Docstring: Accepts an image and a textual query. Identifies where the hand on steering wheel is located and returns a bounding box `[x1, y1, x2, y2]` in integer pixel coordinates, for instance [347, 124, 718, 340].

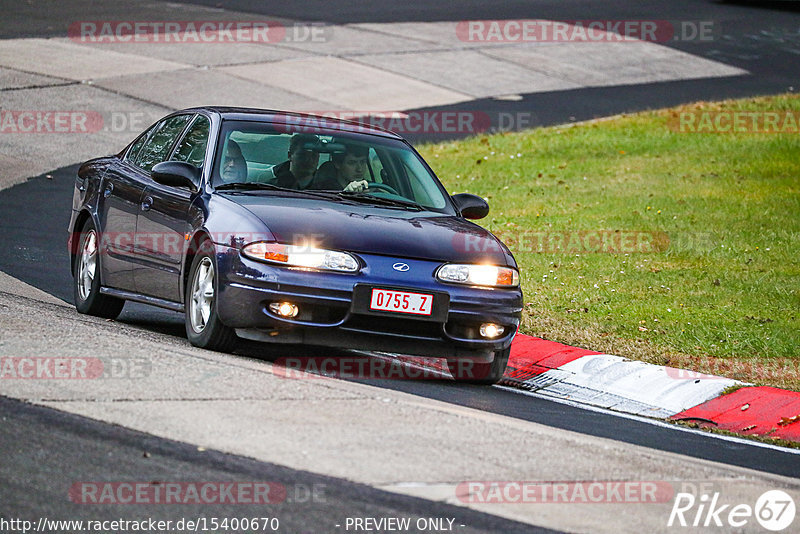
[366, 182, 400, 196]
[343, 180, 369, 192]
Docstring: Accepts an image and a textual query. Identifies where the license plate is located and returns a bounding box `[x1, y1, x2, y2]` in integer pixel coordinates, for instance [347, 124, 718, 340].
[369, 289, 433, 316]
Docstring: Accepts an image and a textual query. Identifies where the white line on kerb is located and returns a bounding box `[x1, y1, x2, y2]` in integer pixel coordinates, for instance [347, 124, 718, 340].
[361, 352, 798, 456]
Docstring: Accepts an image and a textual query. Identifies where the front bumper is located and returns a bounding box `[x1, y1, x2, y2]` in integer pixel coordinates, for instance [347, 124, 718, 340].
[215, 245, 523, 359]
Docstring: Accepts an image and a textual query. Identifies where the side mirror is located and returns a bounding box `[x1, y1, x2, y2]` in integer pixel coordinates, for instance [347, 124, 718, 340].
[451, 193, 489, 220]
[151, 161, 200, 190]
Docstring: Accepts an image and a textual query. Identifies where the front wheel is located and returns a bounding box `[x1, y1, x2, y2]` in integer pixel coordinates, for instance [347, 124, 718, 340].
[448, 346, 510, 385]
[73, 219, 124, 319]
[185, 242, 237, 352]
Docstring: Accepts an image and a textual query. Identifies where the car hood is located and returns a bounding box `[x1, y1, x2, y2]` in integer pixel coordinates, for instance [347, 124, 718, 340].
[224, 194, 514, 266]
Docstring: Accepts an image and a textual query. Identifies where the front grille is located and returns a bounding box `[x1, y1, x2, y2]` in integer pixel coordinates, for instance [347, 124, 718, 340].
[342, 314, 443, 339]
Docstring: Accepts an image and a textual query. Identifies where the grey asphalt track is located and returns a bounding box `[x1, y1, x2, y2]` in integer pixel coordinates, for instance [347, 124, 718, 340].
[1, 1, 799, 139]
[0, 396, 551, 533]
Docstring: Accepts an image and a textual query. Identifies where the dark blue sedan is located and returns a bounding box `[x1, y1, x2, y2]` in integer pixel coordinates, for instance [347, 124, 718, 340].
[68, 108, 523, 384]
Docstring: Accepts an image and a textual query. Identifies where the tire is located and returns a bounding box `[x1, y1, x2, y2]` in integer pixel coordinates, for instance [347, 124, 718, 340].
[73, 219, 124, 319]
[448, 346, 511, 385]
[185, 241, 237, 352]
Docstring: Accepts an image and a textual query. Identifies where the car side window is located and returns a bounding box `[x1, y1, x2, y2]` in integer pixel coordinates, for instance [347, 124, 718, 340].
[134, 115, 192, 173]
[125, 124, 158, 164]
[171, 115, 211, 168]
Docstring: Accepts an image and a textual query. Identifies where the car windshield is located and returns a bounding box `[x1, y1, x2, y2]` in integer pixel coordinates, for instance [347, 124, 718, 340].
[212, 119, 454, 213]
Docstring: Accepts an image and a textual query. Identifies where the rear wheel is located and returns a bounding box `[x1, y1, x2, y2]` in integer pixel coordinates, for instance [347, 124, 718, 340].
[73, 219, 124, 319]
[185, 241, 237, 352]
[448, 346, 510, 385]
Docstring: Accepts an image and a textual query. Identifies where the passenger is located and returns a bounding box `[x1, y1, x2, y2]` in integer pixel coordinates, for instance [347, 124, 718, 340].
[266, 133, 320, 189]
[220, 140, 248, 182]
[313, 142, 370, 192]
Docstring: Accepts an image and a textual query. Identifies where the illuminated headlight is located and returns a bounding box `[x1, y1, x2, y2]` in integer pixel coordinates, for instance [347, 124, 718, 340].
[242, 242, 359, 273]
[436, 264, 519, 288]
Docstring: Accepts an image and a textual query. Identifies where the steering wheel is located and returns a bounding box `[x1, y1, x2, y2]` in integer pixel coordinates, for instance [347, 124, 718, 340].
[366, 182, 400, 196]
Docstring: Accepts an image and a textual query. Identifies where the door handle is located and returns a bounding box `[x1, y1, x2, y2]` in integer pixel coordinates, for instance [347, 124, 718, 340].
[103, 182, 114, 198]
[141, 196, 153, 211]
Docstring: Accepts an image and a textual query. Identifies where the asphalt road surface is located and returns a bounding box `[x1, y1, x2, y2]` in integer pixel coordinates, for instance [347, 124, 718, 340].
[0, 396, 548, 533]
[1, 1, 799, 138]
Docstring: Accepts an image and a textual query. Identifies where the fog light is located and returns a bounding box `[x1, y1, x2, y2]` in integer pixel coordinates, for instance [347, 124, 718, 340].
[479, 323, 504, 339]
[270, 302, 299, 318]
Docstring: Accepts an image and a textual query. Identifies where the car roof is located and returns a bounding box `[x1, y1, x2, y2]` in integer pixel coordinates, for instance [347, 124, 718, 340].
[182, 106, 405, 140]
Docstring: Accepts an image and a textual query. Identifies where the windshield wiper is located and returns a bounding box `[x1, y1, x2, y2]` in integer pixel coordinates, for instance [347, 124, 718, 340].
[336, 192, 424, 211]
[215, 182, 294, 192]
[215, 182, 424, 210]
[215, 182, 344, 201]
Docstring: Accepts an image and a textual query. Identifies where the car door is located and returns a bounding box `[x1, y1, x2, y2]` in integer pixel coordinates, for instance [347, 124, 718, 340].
[134, 114, 209, 302]
[96, 123, 159, 291]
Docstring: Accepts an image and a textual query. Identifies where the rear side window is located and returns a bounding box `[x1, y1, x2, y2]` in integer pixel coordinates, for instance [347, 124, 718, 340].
[134, 115, 192, 172]
[171, 115, 211, 168]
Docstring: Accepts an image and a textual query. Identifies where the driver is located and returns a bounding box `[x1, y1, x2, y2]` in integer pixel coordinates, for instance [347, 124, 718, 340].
[312, 142, 369, 192]
[265, 133, 320, 189]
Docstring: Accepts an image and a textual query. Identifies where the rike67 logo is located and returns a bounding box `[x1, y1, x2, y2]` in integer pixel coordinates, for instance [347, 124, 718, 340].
[668, 489, 795, 531]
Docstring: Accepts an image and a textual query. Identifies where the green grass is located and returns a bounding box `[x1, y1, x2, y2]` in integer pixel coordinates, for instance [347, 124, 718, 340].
[419, 94, 800, 390]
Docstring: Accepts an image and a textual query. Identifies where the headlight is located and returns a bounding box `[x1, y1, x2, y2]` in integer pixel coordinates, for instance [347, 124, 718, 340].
[241, 242, 359, 273]
[436, 264, 519, 288]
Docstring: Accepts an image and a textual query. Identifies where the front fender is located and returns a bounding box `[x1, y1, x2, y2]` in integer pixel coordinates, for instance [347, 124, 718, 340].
[180, 194, 276, 301]
[203, 194, 275, 248]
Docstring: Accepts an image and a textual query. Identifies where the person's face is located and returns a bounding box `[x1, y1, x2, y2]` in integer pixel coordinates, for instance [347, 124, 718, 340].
[337, 153, 367, 182]
[289, 147, 319, 179]
[222, 147, 241, 181]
